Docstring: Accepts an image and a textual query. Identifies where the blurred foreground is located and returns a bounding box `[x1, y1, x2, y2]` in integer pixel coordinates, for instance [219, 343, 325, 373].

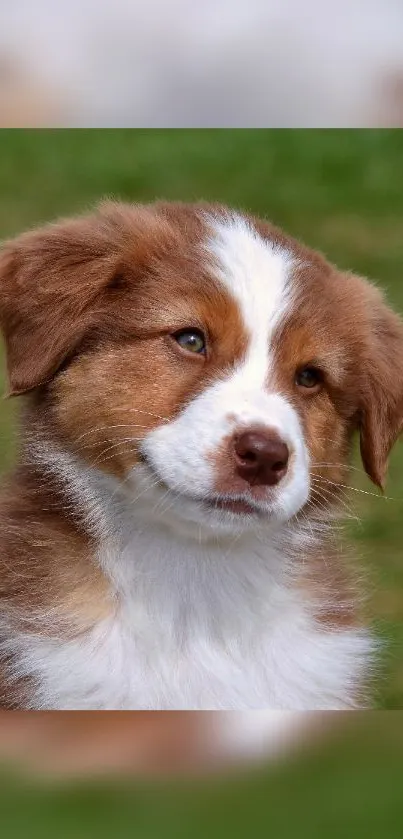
[0, 713, 402, 837]
[1, 1, 403, 127]
[0, 712, 314, 778]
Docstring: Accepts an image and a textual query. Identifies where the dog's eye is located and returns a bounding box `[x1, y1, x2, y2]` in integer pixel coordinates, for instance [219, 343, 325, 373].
[173, 329, 206, 355]
[295, 366, 322, 390]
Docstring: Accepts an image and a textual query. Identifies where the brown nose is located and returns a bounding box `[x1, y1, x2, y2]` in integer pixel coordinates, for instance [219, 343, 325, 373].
[233, 430, 289, 487]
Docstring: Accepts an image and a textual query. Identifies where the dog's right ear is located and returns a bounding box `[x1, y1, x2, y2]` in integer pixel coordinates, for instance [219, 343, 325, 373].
[358, 286, 403, 489]
[0, 210, 126, 396]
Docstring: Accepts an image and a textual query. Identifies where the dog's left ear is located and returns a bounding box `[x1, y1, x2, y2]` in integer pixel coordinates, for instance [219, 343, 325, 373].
[359, 288, 403, 489]
[0, 210, 121, 396]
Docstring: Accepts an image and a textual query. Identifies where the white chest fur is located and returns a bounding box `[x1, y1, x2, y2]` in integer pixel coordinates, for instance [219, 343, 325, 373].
[5, 449, 373, 710]
[7, 525, 373, 710]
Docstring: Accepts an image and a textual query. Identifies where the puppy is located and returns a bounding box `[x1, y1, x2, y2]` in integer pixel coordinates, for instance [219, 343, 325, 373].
[0, 201, 402, 710]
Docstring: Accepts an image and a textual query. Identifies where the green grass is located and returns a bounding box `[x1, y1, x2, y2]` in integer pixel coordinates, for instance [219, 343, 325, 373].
[1, 129, 403, 707]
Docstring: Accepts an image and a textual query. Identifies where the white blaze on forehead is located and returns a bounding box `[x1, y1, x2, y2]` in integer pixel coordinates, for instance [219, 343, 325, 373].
[205, 212, 295, 386]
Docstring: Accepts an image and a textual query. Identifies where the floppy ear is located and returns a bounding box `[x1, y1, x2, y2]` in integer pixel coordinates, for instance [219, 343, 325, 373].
[0, 211, 121, 396]
[359, 291, 403, 489]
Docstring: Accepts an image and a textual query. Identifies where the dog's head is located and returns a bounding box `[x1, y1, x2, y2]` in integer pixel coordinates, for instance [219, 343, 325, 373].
[1, 202, 403, 535]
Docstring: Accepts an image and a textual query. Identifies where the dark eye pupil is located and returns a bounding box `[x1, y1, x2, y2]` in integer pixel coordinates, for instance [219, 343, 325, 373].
[174, 330, 205, 354]
[296, 367, 320, 388]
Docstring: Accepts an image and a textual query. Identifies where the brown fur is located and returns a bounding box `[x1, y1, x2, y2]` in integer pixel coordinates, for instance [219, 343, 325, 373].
[270, 259, 403, 491]
[0, 466, 113, 707]
[0, 466, 112, 630]
[0, 200, 402, 706]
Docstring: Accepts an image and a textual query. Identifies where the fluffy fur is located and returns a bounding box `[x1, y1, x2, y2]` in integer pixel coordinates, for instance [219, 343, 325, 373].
[0, 201, 402, 710]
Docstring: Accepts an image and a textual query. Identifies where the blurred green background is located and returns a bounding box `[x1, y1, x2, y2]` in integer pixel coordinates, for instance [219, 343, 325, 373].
[1, 715, 403, 839]
[0, 129, 403, 708]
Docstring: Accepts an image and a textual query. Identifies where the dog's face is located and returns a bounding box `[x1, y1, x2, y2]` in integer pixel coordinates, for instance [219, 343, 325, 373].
[1, 202, 403, 535]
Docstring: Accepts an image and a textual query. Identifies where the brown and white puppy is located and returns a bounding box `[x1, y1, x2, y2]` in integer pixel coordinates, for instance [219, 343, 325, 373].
[0, 201, 402, 710]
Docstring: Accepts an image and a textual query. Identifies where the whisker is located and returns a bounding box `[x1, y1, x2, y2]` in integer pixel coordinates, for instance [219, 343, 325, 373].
[128, 477, 163, 508]
[311, 463, 366, 474]
[311, 476, 395, 500]
[308, 436, 347, 448]
[310, 479, 359, 516]
[292, 506, 317, 545]
[108, 463, 155, 503]
[155, 494, 178, 519]
[74, 424, 154, 444]
[89, 444, 138, 469]
[113, 407, 170, 422]
[150, 485, 175, 517]
[309, 484, 359, 522]
[77, 436, 144, 455]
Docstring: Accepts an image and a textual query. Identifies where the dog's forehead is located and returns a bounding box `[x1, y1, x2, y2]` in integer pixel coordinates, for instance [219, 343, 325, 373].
[134, 206, 358, 362]
[204, 213, 295, 340]
[129, 208, 295, 337]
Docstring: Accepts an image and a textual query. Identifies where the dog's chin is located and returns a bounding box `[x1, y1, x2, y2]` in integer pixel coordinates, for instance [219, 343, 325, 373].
[157, 492, 271, 537]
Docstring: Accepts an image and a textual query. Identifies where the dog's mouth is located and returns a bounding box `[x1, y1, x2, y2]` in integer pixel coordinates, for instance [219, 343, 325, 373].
[204, 497, 262, 516]
[139, 454, 267, 518]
